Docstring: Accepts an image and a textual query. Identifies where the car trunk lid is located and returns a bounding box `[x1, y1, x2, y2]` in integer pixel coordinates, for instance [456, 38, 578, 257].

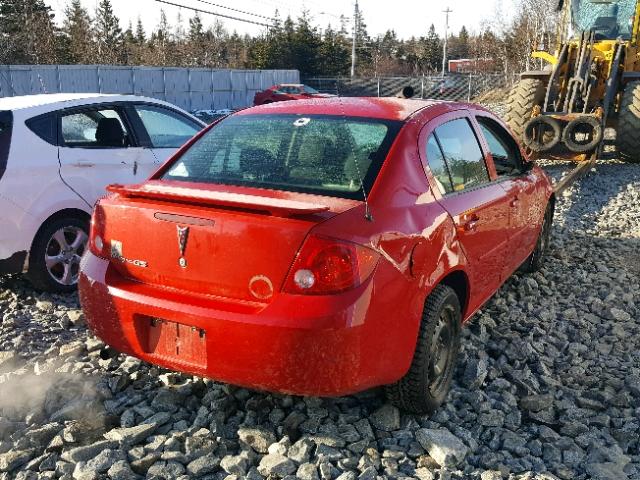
[97, 181, 361, 302]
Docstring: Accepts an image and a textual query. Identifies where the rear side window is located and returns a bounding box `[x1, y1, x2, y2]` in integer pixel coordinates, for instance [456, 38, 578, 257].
[0, 111, 13, 180]
[426, 135, 454, 194]
[26, 114, 57, 145]
[61, 108, 131, 148]
[163, 114, 402, 200]
[434, 118, 489, 192]
[476, 116, 523, 176]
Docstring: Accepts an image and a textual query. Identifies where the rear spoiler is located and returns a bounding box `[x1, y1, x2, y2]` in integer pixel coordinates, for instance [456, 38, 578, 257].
[106, 183, 330, 217]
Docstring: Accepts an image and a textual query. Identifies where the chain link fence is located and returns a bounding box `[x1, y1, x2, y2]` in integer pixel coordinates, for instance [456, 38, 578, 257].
[304, 73, 520, 103]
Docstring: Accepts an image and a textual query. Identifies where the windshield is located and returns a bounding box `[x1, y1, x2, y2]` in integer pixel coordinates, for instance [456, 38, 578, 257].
[571, 0, 636, 39]
[303, 85, 320, 94]
[163, 114, 402, 199]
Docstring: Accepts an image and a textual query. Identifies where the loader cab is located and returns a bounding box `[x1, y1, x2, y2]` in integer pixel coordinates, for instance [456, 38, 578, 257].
[570, 0, 636, 39]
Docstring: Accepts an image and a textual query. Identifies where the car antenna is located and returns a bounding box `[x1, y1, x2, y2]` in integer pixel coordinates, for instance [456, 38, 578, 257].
[337, 96, 374, 222]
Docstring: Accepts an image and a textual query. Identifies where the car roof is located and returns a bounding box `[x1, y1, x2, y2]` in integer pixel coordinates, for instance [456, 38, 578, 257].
[0, 93, 126, 111]
[238, 97, 459, 121]
[0, 93, 205, 125]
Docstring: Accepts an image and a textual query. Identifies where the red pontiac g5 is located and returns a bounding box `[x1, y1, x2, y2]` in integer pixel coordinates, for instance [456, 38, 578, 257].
[253, 84, 333, 105]
[79, 97, 554, 413]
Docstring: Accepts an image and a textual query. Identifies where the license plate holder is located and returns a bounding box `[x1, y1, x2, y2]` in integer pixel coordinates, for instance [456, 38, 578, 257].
[144, 318, 207, 368]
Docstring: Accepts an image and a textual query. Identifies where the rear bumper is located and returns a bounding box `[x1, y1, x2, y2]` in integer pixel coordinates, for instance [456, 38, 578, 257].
[0, 251, 27, 275]
[79, 252, 419, 396]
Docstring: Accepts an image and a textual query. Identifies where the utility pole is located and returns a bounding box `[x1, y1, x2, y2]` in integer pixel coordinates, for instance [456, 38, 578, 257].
[351, 0, 359, 77]
[442, 7, 452, 77]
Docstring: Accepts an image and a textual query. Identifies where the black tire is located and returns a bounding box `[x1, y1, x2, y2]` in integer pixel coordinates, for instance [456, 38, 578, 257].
[520, 202, 553, 274]
[27, 216, 89, 293]
[562, 116, 603, 154]
[617, 81, 640, 163]
[523, 116, 562, 152]
[386, 285, 461, 414]
[505, 78, 547, 143]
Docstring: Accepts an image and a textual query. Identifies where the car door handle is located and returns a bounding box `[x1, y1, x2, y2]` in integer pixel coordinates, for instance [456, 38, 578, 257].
[458, 213, 480, 233]
[71, 161, 95, 168]
[510, 196, 520, 207]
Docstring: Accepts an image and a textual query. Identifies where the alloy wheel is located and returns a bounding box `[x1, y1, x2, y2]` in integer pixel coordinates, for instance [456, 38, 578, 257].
[44, 226, 88, 286]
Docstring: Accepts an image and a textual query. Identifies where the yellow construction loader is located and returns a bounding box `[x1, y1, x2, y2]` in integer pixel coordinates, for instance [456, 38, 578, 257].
[505, 0, 640, 166]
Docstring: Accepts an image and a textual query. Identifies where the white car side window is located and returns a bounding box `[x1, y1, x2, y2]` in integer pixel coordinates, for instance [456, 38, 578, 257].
[61, 109, 130, 148]
[135, 106, 200, 149]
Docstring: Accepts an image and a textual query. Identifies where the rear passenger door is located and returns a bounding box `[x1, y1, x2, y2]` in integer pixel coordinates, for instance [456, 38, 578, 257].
[474, 115, 542, 275]
[57, 105, 155, 206]
[421, 112, 511, 312]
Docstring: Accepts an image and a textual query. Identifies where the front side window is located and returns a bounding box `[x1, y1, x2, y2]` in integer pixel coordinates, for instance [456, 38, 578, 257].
[477, 116, 522, 176]
[134, 105, 201, 149]
[303, 85, 320, 94]
[434, 118, 489, 192]
[61, 108, 130, 148]
[163, 114, 401, 199]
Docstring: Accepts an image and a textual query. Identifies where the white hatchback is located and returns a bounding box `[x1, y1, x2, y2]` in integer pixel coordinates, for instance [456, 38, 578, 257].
[0, 93, 205, 292]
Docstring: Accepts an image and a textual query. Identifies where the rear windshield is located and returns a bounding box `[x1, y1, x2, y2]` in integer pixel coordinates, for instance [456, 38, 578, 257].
[163, 114, 402, 199]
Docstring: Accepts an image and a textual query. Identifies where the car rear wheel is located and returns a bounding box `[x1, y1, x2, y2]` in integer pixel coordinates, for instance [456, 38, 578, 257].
[520, 202, 553, 273]
[386, 285, 461, 414]
[27, 216, 89, 293]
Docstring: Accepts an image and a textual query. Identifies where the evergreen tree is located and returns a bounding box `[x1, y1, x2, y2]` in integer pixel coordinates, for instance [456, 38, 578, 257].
[423, 24, 442, 72]
[187, 13, 207, 66]
[352, 2, 372, 75]
[135, 18, 146, 45]
[450, 26, 470, 60]
[0, 0, 59, 64]
[292, 10, 322, 75]
[94, 0, 123, 64]
[319, 25, 350, 76]
[61, 0, 93, 64]
[149, 9, 172, 65]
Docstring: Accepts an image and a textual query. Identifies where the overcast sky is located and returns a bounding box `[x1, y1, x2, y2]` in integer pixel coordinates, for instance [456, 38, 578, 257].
[48, 0, 515, 39]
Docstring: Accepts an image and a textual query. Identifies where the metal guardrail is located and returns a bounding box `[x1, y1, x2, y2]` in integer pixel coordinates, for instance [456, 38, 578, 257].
[304, 74, 520, 102]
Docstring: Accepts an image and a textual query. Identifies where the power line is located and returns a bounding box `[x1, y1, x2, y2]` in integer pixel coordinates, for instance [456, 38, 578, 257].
[153, 0, 273, 27]
[192, 0, 277, 22]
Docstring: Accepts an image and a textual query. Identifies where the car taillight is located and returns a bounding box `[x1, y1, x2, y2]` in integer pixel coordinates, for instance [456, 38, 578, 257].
[283, 235, 380, 295]
[89, 203, 108, 259]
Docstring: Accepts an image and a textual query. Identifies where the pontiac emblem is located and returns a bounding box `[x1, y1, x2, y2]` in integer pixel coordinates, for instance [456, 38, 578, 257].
[177, 226, 189, 268]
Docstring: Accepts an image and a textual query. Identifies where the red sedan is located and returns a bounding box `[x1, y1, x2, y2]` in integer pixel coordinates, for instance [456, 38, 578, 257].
[253, 84, 333, 105]
[79, 98, 554, 413]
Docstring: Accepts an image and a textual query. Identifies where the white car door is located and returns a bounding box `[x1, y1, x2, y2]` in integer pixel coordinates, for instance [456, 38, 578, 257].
[131, 104, 203, 167]
[57, 105, 156, 206]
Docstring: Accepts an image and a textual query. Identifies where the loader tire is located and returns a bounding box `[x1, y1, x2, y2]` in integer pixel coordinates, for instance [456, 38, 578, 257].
[617, 81, 640, 163]
[504, 78, 546, 144]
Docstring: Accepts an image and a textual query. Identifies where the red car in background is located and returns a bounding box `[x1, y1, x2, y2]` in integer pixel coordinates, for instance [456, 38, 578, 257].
[253, 84, 333, 105]
[79, 97, 554, 413]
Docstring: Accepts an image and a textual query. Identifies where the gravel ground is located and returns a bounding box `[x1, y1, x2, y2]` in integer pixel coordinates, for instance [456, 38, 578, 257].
[0, 159, 639, 480]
